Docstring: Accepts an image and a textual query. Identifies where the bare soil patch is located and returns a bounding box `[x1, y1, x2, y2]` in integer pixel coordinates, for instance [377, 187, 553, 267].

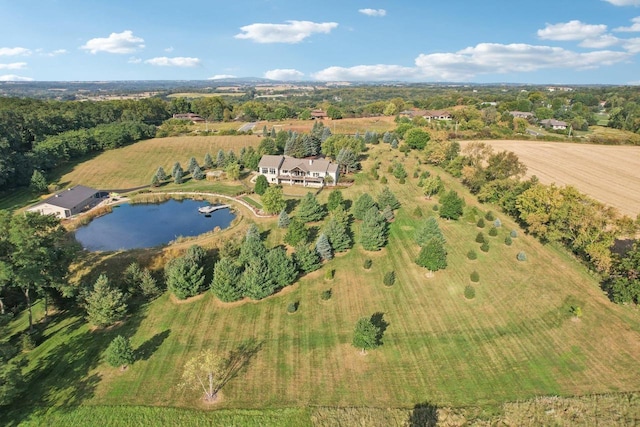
[464, 140, 640, 216]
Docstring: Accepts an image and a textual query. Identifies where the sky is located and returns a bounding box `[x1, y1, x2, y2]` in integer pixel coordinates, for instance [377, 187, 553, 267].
[2, 0, 640, 84]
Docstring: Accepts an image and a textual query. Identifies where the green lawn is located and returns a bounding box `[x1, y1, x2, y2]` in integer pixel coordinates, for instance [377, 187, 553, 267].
[5, 144, 640, 425]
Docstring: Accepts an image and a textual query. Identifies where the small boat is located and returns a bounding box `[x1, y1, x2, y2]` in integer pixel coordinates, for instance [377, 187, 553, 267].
[198, 204, 230, 214]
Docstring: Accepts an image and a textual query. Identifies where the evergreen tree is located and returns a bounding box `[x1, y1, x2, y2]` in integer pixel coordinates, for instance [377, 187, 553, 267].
[216, 149, 226, 168]
[172, 161, 182, 178]
[187, 156, 199, 173]
[266, 247, 298, 289]
[242, 257, 275, 300]
[315, 233, 333, 261]
[392, 162, 408, 180]
[174, 168, 183, 184]
[204, 152, 214, 169]
[377, 187, 401, 210]
[331, 204, 351, 228]
[284, 218, 308, 246]
[321, 126, 332, 141]
[151, 174, 160, 187]
[359, 207, 388, 251]
[323, 216, 351, 252]
[29, 169, 47, 194]
[211, 258, 242, 302]
[296, 192, 325, 223]
[156, 166, 168, 181]
[238, 224, 267, 264]
[416, 237, 448, 273]
[293, 244, 321, 274]
[139, 269, 161, 299]
[336, 148, 358, 174]
[277, 209, 290, 228]
[85, 274, 128, 327]
[415, 217, 446, 247]
[164, 256, 205, 299]
[352, 193, 377, 221]
[192, 165, 205, 180]
[271, 127, 277, 138]
[0, 349, 25, 406]
[226, 150, 237, 166]
[382, 205, 394, 222]
[382, 131, 392, 143]
[391, 138, 399, 149]
[254, 174, 269, 195]
[104, 335, 135, 369]
[439, 190, 464, 220]
[327, 189, 345, 211]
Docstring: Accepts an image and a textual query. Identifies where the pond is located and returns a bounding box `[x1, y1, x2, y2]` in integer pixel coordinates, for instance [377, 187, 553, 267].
[74, 199, 236, 251]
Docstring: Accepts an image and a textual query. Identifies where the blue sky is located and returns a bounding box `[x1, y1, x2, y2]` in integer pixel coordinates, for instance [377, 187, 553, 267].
[2, 0, 640, 83]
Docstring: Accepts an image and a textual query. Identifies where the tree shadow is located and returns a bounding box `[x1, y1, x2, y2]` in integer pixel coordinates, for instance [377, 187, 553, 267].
[408, 401, 439, 427]
[219, 338, 264, 391]
[285, 198, 299, 213]
[307, 225, 320, 243]
[370, 312, 389, 346]
[135, 329, 171, 361]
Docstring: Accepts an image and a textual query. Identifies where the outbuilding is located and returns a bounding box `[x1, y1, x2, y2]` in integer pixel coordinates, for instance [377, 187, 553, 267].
[27, 185, 107, 219]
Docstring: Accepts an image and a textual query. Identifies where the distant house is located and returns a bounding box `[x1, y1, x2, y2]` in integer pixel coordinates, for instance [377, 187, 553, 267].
[510, 111, 535, 120]
[27, 185, 107, 219]
[258, 155, 339, 187]
[310, 109, 328, 120]
[539, 119, 568, 130]
[424, 110, 452, 121]
[172, 113, 205, 123]
[399, 109, 428, 118]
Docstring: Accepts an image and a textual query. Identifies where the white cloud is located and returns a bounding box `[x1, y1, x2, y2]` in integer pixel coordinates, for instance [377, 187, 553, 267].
[0, 74, 33, 81]
[235, 20, 338, 43]
[614, 16, 640, 32]
[622, 37, 640, 52]
[603, 0, 640, 5]
[0, 47, 31, 56]
[312, 43, 631, 82]
[80, 30, 145, 54]
[208, 74, 237, 80]
[538, 20, 607, 41]
[0, 62, 27, 70]
[359, 8, 386, 17]
[128, 57, 142, 64]
[580, 34, 621, 48]
[144, 57, 201, 67]
[264, 69, 304, 80]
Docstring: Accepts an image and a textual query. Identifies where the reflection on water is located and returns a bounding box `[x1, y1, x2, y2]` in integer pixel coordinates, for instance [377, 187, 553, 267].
[75, 199, 235, 251]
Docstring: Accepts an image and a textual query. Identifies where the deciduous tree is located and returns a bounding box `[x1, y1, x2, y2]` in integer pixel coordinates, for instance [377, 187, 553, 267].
[180, 349, 226, 402]
[261, 186, 286, 214]
[352, 317, 379, 354]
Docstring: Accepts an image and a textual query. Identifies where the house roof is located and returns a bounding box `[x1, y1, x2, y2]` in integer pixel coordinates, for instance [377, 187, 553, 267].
[425, 110, 451, 117]
[510, 111, 534, 117]
[37, 185, 100, 209]
[540, 119, 567, 127]
[258, 155, 285, 169]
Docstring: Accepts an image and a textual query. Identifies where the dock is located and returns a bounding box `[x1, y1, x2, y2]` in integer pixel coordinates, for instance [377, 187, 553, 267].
[198, 204, 230, 214]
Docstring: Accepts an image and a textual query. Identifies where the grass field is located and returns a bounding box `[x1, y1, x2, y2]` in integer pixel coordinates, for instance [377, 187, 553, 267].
[463, 139, 640, 217]
[5, 142, 640, 426]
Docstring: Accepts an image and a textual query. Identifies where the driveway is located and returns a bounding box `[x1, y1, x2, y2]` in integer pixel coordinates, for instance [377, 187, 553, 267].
[238, 122, 257, 132]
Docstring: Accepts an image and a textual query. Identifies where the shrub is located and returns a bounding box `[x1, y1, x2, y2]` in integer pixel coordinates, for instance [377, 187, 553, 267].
[517, 251, 527, 261]
[287, 302, 299, 313]
[485, 211, 495, 221]
[510, 230, 518, 238]
[476, 218, 485, 228]
[413, 207, 423, 218]
[480, 241, 490, 252]
[570, 305, 583, 318]
[467, 250, 477, 260]
[504, 235, 513, 246]
[363, 258, 372, 269]
[475, 232, 485, 244]
[399, 178, 406, 184]
[413, 171, 419, 178]
[470, 271, 480, 282]
[464, 285, 476, 299]
[488, 226, 498, 237]
[494, 218, 502, 228]
[432, 204, 439, 211]
[321, 289, 332, 301]
[383, 271, 396, 287]
[380, 176, 387, 184]
[325, 269, 335, 280]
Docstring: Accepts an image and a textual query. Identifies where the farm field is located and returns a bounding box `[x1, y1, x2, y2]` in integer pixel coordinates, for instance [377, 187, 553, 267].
[6, 142, 640, 425]
[463, 140, 640, 217]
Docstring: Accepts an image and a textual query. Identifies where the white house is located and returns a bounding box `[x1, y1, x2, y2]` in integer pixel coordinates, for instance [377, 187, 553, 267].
[27, 185, 107, 219]
[258, 155, 339, 187]
[539, 119, 568, 130]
